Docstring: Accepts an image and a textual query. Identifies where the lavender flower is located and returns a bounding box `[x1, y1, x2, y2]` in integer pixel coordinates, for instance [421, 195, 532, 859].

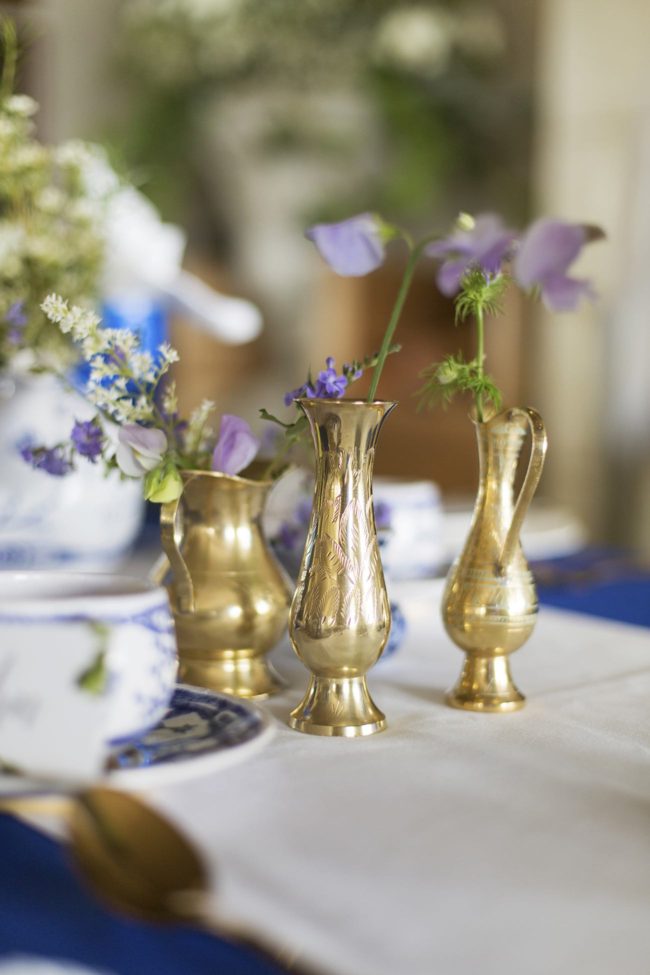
[514, 218, 601, 311]
[305, 213, 387, 276]
[277, 521, 303, 552]
[313, 357, 348, 398]
[426, 213, 516, 296]
[373, 500, 392, 532]
[70, 420, 103, 463]
[116, 424, 167, 477]
[284, 382, 316, 407]
[211, 414, 260, 476]
[5, 301, 27, 345]
[20, 443, 72, 477]
[284, 356, 350, 407]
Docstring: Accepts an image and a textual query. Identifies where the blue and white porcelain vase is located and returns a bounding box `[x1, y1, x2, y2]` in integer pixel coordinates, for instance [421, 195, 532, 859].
[0, 371, 144, 569]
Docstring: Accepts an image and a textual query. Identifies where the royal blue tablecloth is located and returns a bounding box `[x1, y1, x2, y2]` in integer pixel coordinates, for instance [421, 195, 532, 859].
[1, 548, 648, 974]
[534, 547, 650, 628]
[0, 813, 286, 974]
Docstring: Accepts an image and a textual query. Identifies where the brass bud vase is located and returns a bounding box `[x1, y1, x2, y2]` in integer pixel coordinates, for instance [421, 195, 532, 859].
[443, 407, 548, 712]
[289, 399, 396, 737]
[159, 468, 292, 699]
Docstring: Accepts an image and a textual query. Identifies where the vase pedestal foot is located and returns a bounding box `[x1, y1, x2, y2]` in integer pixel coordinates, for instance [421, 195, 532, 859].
[289, 676, 386, 737]
[446, 656, 525, 713]
[178, 652, 285, 700]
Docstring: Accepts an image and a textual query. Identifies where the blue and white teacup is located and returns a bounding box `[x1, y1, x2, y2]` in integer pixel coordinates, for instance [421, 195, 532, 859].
[0, 572, 177, 746]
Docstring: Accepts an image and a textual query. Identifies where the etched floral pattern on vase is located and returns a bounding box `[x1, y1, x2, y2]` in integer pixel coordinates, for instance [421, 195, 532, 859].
[443, 406, 548, 712]
[289, 398, 396, 737]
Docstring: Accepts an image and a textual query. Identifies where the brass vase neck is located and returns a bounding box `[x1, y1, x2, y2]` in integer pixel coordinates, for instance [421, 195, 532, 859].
[298, 398, 396, 464]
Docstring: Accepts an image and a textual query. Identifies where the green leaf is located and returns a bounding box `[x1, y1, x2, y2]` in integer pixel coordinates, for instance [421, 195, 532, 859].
[76, 622, 111, 696]
[258, 408, 295, 429]
[417, 354, 502, 413]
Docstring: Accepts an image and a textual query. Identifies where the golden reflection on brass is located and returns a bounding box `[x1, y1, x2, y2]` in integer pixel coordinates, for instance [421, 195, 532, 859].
[160, 466, 292, 699]
[443, 407, 548, 712]
[289, 399, 396, 737]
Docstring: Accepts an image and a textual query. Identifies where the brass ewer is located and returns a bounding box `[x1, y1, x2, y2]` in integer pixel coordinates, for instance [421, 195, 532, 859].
[443, 407, 548, 712]
[289, 399, 396, 737]
[159, 468, 292, 699]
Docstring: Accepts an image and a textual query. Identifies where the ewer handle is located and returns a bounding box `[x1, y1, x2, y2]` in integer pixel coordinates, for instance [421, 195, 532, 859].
[160, 482, 195, 613]
[499, 407, 548, 573]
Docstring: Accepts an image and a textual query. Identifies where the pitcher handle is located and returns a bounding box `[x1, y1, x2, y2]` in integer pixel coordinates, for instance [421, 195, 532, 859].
[498, 407, 548, 574]
[160, 487, 195, 613]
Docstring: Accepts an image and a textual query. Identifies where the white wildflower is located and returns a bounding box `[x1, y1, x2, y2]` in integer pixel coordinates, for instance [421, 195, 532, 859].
[12, 143, 48, 170]
[81, 332, 106, 357]
[36, 187, 66, 214]
[158, 341, 180, 365]
[131, 352, 154, 377]
[162, 380, 178, 417]
[373, 6, 452, 77]
[41, 294, 70, 325]
[5, 94, 38, 117]
[184, 399, 216, 454]
[53, 139, 95, 172]
[0, 117, 18, 140]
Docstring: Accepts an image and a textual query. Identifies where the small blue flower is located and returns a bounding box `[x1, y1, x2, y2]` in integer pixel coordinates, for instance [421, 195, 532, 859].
[70, 420, 103, 462]
[5, 301, 27, 345]
[313, 357, 348, 399]
[277, 521, 303, 552]
[20, 442, 73, 477]
[284, 382, 316, 407]
[373, 500, 392, 532]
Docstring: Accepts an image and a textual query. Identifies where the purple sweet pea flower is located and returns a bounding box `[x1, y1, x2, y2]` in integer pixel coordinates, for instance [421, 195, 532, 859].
[116, 424, 167, 478]
[20, 443, 72, 477]
[306, 213, 386, 277]
[313, 357, 348, 399]
[212, 414, 260, 476]
[426, 213, 517, 296]
[514, 218, 601, 311]
[70, 420, 103, 463]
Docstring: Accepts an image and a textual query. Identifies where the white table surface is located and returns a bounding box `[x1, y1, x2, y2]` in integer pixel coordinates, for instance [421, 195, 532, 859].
[148, 579, 650, 975]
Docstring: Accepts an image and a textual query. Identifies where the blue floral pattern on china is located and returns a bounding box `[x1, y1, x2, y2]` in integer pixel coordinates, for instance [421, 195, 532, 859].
[112, 685, 266, 770]
[0, 601, 178, 744]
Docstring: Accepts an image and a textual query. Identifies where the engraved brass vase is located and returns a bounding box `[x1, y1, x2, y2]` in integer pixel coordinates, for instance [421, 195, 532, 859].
[159, 468, 292, 699]
[289, 399, 396, 737]
[443, 407, 548, 712]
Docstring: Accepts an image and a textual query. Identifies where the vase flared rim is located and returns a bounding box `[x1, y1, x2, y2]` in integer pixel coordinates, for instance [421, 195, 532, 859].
[179, 464, 275, 488]
[470, 405, 539, 427]
[294, 397, 397, 407]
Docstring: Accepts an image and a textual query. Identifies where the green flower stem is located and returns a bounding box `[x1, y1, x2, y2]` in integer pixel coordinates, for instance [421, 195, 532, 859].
[0, 19, 17, 101]
[475, 303, 485, 422]
[366, 236, 433, 403]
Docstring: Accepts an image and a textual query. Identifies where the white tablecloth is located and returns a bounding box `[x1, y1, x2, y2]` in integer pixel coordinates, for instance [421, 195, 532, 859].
[152, 580, 650, 975]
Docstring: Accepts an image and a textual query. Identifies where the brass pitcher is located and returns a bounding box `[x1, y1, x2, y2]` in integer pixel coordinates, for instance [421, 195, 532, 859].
[443, 407, 548, 712]
[289, 399, 396, 737]
[159, 468, 292, 699]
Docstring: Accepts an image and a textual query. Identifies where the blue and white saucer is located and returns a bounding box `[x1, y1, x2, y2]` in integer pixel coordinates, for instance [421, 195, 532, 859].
[0, 685, 274, 799]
